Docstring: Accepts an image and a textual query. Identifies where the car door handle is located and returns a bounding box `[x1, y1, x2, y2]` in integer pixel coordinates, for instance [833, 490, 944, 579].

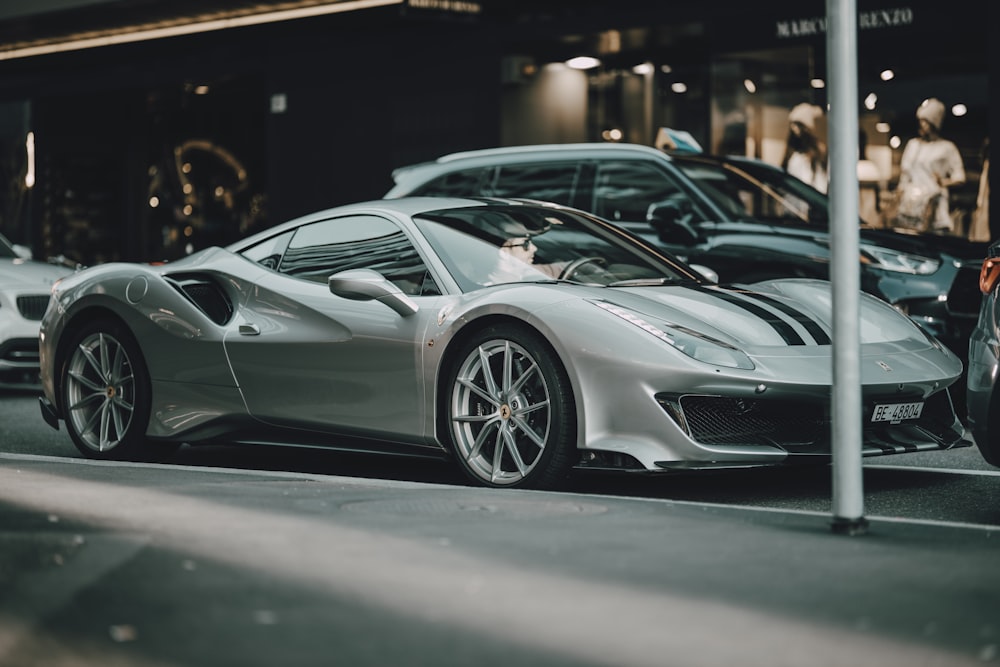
[239, 323, 261, 336]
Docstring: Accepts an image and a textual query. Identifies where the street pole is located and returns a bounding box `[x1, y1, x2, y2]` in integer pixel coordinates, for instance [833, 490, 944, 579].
[826, 0, 868, 535]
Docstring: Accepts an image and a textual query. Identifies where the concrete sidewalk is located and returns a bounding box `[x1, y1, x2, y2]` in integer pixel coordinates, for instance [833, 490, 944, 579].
[0, 454, 997, 667]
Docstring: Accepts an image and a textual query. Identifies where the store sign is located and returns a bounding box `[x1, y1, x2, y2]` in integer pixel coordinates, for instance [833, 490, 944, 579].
[776, 6, 914, 38]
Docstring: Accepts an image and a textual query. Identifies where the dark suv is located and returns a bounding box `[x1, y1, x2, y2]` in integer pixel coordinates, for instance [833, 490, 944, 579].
[386, 142, 987, 359]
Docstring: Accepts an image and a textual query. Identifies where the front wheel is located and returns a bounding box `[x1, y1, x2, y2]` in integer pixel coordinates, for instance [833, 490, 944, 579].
[444, 324, 576, 489]
[60, 318, 167, 461]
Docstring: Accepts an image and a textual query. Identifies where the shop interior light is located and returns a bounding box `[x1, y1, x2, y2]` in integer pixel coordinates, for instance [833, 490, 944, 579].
[952, 103, 968, 117]
[864, 92, 877, 110]
[670, 82, 688, 94]
[880, 69, 895, 81]
[810, 78, 825, 89]
[566, 56, 601, 70]
[24, 131, 34, 189]
[875, 122, 891, 133]
[743, 78, 757, 93]
[632, 62, 654, 75]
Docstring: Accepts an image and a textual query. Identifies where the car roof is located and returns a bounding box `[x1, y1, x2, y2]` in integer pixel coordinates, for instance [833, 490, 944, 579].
[390, 142, 675, 183]
[385, 143, 777, 194]
[227, 196, 570, 249]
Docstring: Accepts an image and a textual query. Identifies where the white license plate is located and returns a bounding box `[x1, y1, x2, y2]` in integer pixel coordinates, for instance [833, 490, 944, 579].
[870, 401, 924, 424]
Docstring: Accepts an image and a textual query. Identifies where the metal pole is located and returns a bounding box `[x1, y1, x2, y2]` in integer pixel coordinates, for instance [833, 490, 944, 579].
[826, 0, 868, 535]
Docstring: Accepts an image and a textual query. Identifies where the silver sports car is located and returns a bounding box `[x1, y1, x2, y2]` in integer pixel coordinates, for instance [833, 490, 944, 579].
[38, 197, 970, 489]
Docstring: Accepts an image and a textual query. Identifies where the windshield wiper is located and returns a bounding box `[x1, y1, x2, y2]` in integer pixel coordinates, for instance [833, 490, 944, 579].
[606, 277, 697, 287]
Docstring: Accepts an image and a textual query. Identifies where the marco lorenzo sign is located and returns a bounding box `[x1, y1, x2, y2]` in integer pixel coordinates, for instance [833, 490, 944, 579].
[776, 6, 914, 38]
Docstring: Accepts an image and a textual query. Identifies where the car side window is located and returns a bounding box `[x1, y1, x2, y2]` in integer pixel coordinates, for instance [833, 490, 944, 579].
[593, 160, 695, 222]
[486, 162, 580, 207]
[241, 231, 294, 269]
[411, 168, 488, 197]
[270, 215, 441, 296]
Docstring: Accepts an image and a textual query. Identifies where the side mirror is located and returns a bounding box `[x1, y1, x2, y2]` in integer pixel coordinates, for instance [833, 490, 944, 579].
[646, 199, 700, 244]
[328, 268, 418, 317]
[12, 244, 32, 260]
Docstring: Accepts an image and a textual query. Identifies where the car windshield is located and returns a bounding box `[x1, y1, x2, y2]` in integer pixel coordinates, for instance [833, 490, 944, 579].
[673, 157, 830, 226]
[414, 204, 701, 291]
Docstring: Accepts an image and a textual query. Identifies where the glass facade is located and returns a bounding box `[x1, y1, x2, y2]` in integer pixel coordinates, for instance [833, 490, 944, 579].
[0, 0, 990, 267]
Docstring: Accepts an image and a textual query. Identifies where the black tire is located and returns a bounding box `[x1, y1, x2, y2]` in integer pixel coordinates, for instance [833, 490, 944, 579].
[443, 323, 576, 489]
[60, 318, 170, 461]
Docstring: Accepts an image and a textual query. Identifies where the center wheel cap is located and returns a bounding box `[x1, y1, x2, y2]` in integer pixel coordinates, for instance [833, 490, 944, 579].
[499, 404, 512, 420]
[106, 386, 116, 398]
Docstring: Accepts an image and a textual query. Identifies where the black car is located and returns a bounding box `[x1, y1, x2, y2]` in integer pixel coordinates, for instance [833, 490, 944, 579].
[967, 240, 1000, 465]
[386, 142, 988, 361]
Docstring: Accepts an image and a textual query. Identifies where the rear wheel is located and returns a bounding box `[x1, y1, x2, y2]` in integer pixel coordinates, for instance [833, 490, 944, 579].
[61, 318, 169, 461]
[444, 323, 576, 489]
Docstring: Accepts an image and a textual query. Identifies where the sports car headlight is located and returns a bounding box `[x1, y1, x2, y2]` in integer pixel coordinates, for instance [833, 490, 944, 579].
[592, 301, 755, 370]
[860, 244, 939, 275]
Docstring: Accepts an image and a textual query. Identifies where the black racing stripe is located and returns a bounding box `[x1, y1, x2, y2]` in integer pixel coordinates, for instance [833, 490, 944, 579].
[699, 287, 805, 345]
[732, 290, 832, 345]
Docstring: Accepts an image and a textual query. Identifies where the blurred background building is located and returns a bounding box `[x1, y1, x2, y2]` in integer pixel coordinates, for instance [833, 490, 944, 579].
[0, 0, 991, 264]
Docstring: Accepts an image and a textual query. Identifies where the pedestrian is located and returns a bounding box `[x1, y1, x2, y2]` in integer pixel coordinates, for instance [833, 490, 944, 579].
[781, 103, 828, 193]
[893, 97, 966, 233]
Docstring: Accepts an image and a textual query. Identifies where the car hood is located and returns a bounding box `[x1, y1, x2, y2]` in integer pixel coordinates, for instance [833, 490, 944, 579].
[858, 227, 989, 260]
[716, 216, 988, 262]
[0, 258, 72, 288]
[599, 278, 926, 349]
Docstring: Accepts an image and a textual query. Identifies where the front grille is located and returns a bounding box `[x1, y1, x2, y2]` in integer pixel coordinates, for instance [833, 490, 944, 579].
[947, 261, 984, 317]
[16, 295, 50, 321]
[674, 395, 830, 447]
[656, 390, 958, 451]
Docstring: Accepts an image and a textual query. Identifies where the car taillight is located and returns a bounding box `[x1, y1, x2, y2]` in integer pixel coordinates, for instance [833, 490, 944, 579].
[981, 257, 1000, 294]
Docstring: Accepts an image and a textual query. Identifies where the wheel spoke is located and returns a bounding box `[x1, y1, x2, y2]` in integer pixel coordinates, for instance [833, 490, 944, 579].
[110, 400, 128, 445]
[457, 376, 497, 407]
[67, 386, 105, 411]
[98, 333, 112, 381]
[509, 359, 539, 394]
[510, 412, 546, 448]
[501, 341, 514, 393]
[497, 425, 529, 482]
[470, 418, 499, 461]
[67, 368, 106, 394]
[77, 396, 105, 435]
[79, 344, 107, 382]
[477, 345, 500, 397]
[98, 399, 114, 450]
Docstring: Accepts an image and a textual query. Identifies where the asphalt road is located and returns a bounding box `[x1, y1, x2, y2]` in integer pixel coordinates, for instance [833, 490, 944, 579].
[1, 388, 998, 667]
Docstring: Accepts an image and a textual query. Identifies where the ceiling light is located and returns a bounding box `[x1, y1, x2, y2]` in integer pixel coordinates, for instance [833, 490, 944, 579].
[566, 56, 601, 70]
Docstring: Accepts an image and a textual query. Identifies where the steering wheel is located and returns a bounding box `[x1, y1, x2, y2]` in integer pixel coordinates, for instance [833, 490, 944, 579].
[559, 256, 606, 281]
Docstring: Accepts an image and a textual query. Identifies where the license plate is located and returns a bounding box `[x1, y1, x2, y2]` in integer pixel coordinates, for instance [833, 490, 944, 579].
[870, 401, 923, 424]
